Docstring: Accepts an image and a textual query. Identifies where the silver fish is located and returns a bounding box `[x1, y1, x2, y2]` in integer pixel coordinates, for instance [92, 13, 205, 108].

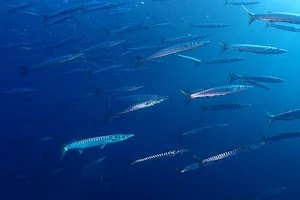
[131, 149, 188, 166]
[80, 40, 125, 54]
[179, 124, 227, 138]
[204, 57, 245, 64]
[61, 68, 91, 76]
[218, 41, 287, 55]
[161, 33, 210, 44]
[0, 88, 36, 95]
[8, 3, 35, 12]
[82, 2, 126, 13]
[224, 0, 259, 5]
[229, 71, 285, 84]
[265, 22, 300, 32]
[59, 134, 134, 159]
[136, 40, 210, 67]
[91, 64, 123, 75]
[180, 85, 253, 106]
[261, 131, 300, 143]
[85, 156, 106, 167]
[190, 23, 230, 28]
[94, 86, 145, 94]
[244, 80, 271, 89]
[266, 109, 300, 126]
[178, 54, 202, 67]
[199, 103, 251, 114]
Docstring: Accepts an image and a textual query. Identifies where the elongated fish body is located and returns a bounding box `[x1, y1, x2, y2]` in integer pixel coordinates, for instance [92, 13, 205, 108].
[228, 71, 285, 84]
[218, 41, 286, 55]
[108, 8, 132, 15]
[244, 80, 271, 89]
[61, 68, 91, 76]
[83, 2, 125, 13]
[224, 0, 259, 5]
[136, 40, 210, 67]
[15, 10, 41, 17]
[117, 97, 168, 115]
[91, 64, 123, 75]
[0, 88, 36, 94]
[180, 124, 227, 138]
[199, 103, 250, 114]
[111, 94, 166, 105]
[107, 23, 152, 34]
[261, 131, 300, 142]
[265, 22, 300, 32]
[8, 3, 35, 12]
[162, 33, 210, 44]
[21, 53, 84, 74]
[48, 36, 82, 48]
[131, 149, 188, 166]
[127, 46, 160, 52]
[180, 85, 253, 106]
[262, 187, 287, 196]
[95, 86, 145, 94]
[243, 6, 300, 25]
[149, 22, 172, 28]
[45, 12, 78, 27]
[176, 162, 201, 174]
[178, 54, 201, 67]
[43, 4, 89, 21]
[1, 43, 30, 49]
[202, 142, 265, 165]
[206, 57, 245, 64]
[191, 23, 230, 28]
[80, 40, 125, 53]
[86, 156, 106, 167]
[266, 109, 300, 126]
[60, 134, 134, 158]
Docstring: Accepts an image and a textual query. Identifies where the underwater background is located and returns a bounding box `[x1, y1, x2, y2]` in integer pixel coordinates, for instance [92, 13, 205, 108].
[1, 0, 300, 199]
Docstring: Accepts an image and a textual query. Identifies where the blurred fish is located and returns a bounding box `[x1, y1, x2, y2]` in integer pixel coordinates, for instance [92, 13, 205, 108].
[243, 6, 300, 25]
[228, 71, 285, 84]
[130, 149, 188, 166]
[47, 35, 82, 48]
[224, 0, 259, 5]
[266, 109, 300, 126]
[218, 41, 287, 55]
[14, 10, 41, 17]
[80, 40, 125, 54]
[61, 68, 91, 76]
[0, 88, 36, 95]
[180, 85, 253, 106]
[243, 81, 271, 89]
[149, 22, 172, 28]
[190, 23, 230, 28]
[179, 124, 227, 139]
[161, 33, 210, 44]
[1, 42, 31, 49]
[90, 64, 123, 75]
[82, 2, 126, 13]
[109, 94, 166, 106]
[199, 103, 251, 114]
[47, 168, 64, 176]
[94, 86, 145, 94]
[178, 54, 201, 67]
[58, 134, 134, 159]
[45, 12, 78, 27]
[265, 22, 300, 32]
[108, 7, 132, 15]
[103, 22, 155, 34]
[261, 131, 300, 143]
[86, 156, 106, 168]
[136, 40, 210, 67]
[203, 57, 245, 65]
[8, 3, 36, 12]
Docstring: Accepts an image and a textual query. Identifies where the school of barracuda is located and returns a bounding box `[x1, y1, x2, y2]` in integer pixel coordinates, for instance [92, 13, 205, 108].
[5, 0, 300, 198]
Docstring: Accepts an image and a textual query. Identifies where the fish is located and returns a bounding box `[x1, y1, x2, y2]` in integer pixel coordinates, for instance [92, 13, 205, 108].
[204, 57, 245, 65]
[190, 23, 230, 28]
[14, 10, 41, 17]
[136, 40, 210, 67]
[117, 97, 168, 115]
[61, 68, 91, 76]
[177, 142, 265, 174]
[149, 22, 172, 28]
[94, 86, 145, 94]
[178, 54, 201, 67]
[179, 124, 227, 138]
[20, 53, 85, 75]
[80, 40, 125, 54]
[90, 64, 123, 75]
[85, 156, 106, 168]
[265, 22, 300, 32]
[47, 36, 82, 49]
[47, 168, 64, 176]
[108, 8, 132, 15]
[103, 22, 154, 35]
[0, 88, 36, 95]
[109, 94, 166, 106]
[244, 80, 271, 89]
[82, 2, 126, 13]
[228, 71, 285, 84]
[131, 149, 188, 166]
[161, 33, 210, 44]
[1, 43, 31, 49]
[218, 41, 287, 55]
[243, 6, 300, 25]
[261, 131, 300, 143]
[58, 134, 134, 159]
[199, 103, 251, 114]
[180, 85, 253, 106]
[45, 12, 78, 27]
[266, 109, 300, 126]
[8, 3, 36, 12]
[224, 0, 259, 5]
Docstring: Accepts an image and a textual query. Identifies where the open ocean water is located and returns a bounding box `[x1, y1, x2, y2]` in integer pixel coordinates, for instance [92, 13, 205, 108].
[1, 0, 300, 199]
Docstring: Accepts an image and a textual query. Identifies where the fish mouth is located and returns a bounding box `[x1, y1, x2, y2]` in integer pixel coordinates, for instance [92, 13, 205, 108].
[127, 134, 134, 138]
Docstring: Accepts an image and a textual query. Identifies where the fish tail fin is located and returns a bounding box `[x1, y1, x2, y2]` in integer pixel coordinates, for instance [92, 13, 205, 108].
[198, 105, 208, 115]
[180, 89, 192, 106]
[175, 167, 183, 175]
[265, 109, 275, 126]
[228, 70, 236, 84]
[56, 137, 68, 160]
[223, 0, 227, 5]
[193, 155, 203, 167]
[217, 41, 227, 55]
[260, 134, 268, 143]
[135, 56, 144, 68]
[19, 65, 28, 76]
[264, 22, 270, 28]
[242, 5, 255, 25]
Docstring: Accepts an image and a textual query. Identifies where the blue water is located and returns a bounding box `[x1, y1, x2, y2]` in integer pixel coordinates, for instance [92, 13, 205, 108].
[1, 0, 300, 199]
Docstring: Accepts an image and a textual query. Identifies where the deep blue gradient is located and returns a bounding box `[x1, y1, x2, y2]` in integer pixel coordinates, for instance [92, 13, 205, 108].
[1, 0, 300, 199]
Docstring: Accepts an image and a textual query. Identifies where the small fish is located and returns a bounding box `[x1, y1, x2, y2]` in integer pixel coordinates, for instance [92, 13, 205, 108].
[149, 22, 172, 28]
[14, 10, 41, 17]
[131, 149, 188, 166]
[224, 0, 259, 5]
[58, 134, 134, 159]
[136, 41, 210, 67]
[47, 168, 64, 176]
[218, 41, 287, 55]
[40, 137, 53, 142]
[179, 124, 227, 138]
[108, 8, 132, 15]
[61, 68, 91, 76]
[199, 103, 251, 114]
[190, 23, 230, 28]
[82, 2, 126, 13]
[265, 22, 300, 32]
[47, 36, 82, 49]
[204, 57, 245, 65]
[261, 131, 300, 143]
[117, 97, 168, 115]
[180, 85, 253, 106]
[8, 3, 36, 12]
[175, 162, 201, 174]
[178, 54, 201, 67]
[103, 22, 154, 34]
[266, 109, 300, 126]
[243, 6, 300, 25]
[85, 156, 106, 167]
[228, 71, 285, 84]
[94, 86, 145, 94]
[161, 33, 210, 44]
[91, 64, 123, 75]
[45, 12, 78, 27]
[109, 94, 166, 106]
[80, 40, 125, 54]
[244, 80, 271, 89]
[1, 43, 30, 49]
[0, 88, 36, 95]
